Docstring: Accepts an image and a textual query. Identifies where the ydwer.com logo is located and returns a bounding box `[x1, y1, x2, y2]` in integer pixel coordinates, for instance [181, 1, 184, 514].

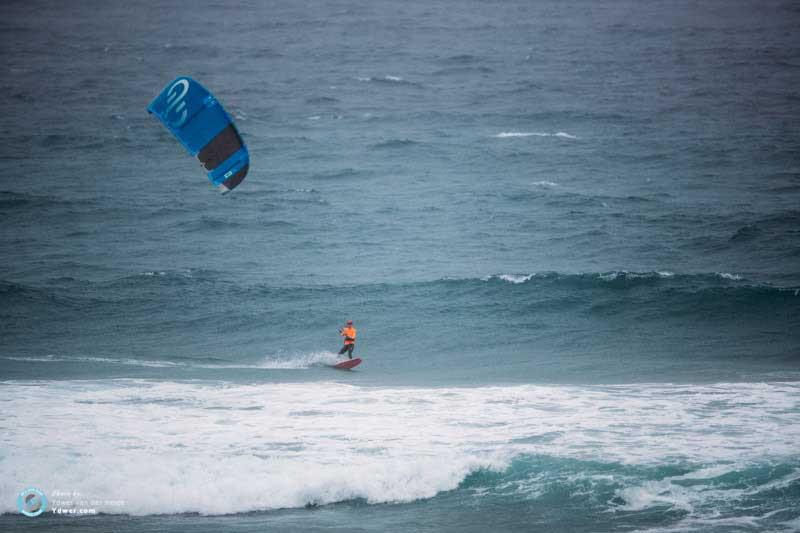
[17, 488, 47, 517]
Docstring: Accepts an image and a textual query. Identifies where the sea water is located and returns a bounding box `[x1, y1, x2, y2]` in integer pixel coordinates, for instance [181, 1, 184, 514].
[1, 0, 799, 531]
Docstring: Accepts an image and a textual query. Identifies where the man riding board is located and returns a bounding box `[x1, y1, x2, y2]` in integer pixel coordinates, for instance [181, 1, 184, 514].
[338, 320, 356, 359]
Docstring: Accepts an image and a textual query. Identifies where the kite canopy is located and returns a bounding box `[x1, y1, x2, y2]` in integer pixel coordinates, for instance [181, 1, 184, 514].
[148, 77, 249, 193]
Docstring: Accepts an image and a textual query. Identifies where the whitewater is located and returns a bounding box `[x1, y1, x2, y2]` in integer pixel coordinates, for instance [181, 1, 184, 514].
[2, 380, 798, 521]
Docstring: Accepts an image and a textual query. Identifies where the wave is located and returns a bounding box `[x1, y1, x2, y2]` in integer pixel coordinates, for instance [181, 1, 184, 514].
[2, 270, 796, 383]
[370, 138, 421, 150]
[433, 65, 495, 76]
[173, 216, 249, 231]
[356, 75, 419, 86]
[468, 271, 798, 321]
[0, 354, 185, 368]
[497, 185, 662, 207]
[122, 269, 790, 294]
[173, 216, 296, 233]
[494, 131, 578, 139]
[0, 351, 341, 371]
[0, 279, 92, 311]
[3, 270, 796, 317]
[109, 269, 221, 288]
[0, 190, 95, 211]
[304, 96, 339, 105]
[0, 380, 797, 518]
[38, 133, 128, 150]
[439, 54, 482, 64]
[483, 273, 542, 284]
[728, 210, 800, 244]
[481, 270, 740, 286]
[308, 167, 364, 180]
[461, 455, 800, 528]
[244, 47, 282, 59]
[251, 351, 339, 369]
[730, 224, 761, 241]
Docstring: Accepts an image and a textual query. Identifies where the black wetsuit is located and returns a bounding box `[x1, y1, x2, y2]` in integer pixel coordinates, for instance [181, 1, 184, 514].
[338, 341, 355, 359]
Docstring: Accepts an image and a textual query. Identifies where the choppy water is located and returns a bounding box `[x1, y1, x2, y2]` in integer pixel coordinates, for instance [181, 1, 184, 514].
[1, 0, 799, 531]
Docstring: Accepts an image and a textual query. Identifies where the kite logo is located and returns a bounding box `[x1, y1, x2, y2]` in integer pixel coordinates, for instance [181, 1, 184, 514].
[165, 78, 190, 128]
[17, 488, 47, 517]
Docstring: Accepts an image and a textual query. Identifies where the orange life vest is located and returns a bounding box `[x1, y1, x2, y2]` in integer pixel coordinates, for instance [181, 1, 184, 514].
[341, 326, 356, 345]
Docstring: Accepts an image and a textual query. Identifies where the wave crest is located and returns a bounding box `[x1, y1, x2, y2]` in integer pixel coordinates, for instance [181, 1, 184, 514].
[1, 381, 798, 516]
[494, 131, 578, 139]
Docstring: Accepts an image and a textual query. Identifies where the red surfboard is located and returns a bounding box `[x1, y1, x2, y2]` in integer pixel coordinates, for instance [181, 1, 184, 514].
[332, 358, 362, 370]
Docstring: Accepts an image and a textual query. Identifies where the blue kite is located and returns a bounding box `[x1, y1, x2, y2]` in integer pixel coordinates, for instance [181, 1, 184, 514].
[148, 77, 249, 193]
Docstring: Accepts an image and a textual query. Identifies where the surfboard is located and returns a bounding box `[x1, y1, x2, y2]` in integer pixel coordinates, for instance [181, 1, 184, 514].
[332, 358, 362, 370]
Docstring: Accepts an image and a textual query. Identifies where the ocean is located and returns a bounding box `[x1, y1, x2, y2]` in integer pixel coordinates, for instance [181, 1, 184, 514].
[1, 0, 799, 531]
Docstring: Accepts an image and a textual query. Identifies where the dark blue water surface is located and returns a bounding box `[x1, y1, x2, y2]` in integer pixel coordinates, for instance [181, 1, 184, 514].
[1, 0, 799, 531]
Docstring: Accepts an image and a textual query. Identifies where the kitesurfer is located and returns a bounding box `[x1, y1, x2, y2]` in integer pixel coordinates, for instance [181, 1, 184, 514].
[338, 320, 357, 359]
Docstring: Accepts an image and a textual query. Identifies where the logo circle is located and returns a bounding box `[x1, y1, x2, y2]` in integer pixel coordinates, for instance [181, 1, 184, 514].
[17, 488, 47, 517]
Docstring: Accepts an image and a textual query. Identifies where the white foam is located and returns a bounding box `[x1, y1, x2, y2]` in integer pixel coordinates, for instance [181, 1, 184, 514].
[0, 354, 182, 368]
[615, 479, 695, 512]
[716, 272, 742, 281]
[531, 180, 558, 188]
[494, 274, 535, 284]
[248, 351, 339, 369]
[356, 75, 405, 83]
[0, 352, 342, 371]
[493, 131, 578, 139]
[188, 351, 339, 370]
[494, 132, 544, 138]
[140, 269, 193, 278]
[614, 463, 789, 517]
[0, 381, 798, 516]
[480, 274, 535, 283]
